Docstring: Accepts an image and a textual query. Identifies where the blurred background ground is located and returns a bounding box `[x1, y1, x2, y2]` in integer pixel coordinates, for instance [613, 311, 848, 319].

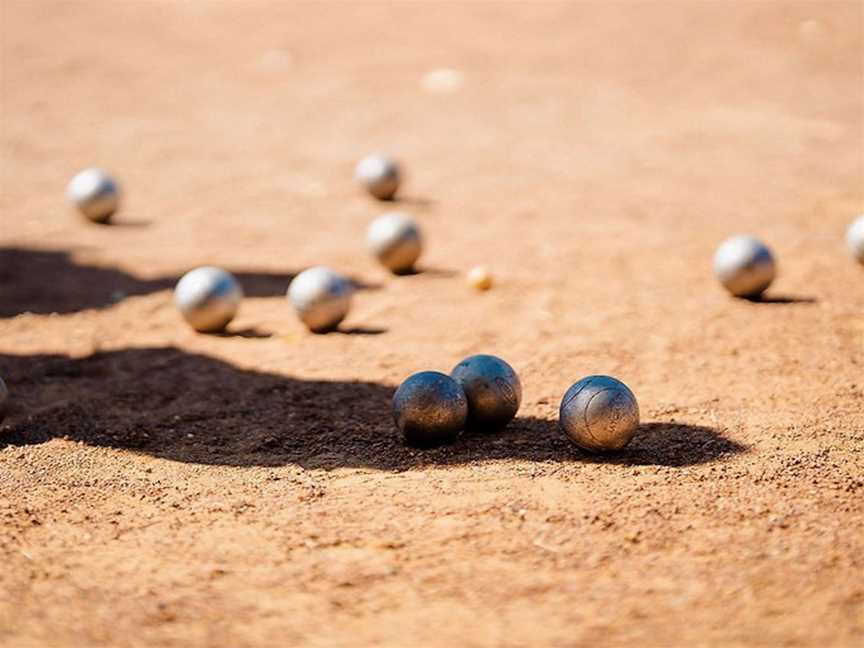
[1, 1, 863, 646]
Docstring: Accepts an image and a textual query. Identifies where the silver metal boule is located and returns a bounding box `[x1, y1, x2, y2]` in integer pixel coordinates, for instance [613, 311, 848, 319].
[393, 371, 468, 446]
[450, 354, 521, 430]
[713, 235, 776, 298]
[174, 266, 243, 333]
[287, 266, 353, 333]
[367, 212, 422, 274]
[0, 376, 8, 423]
[355, 154, 401, 200]
[559, 375, 640, 453]
[66, 168, 120, 223]
[846, 215, 864, 265]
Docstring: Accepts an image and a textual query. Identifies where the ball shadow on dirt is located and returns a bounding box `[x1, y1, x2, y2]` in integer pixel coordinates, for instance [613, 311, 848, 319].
[0, 347, 745, 469]
[742, 294, 818, 305]
[456, 418, 745, 467]
[0, 247, 379, 318]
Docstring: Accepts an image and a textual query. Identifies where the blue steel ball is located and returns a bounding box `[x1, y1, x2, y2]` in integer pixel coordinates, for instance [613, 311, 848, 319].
[847, 215, 864, 265]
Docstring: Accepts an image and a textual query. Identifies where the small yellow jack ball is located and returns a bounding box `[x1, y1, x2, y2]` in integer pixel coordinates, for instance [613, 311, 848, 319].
[467, 266, 493, 291]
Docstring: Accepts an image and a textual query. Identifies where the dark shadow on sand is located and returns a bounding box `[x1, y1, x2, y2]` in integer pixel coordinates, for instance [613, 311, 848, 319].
[742, 294, 817, 305]
[0, 247, 377, 318]
[212, 327, 274, 339]
[391, 195, 436, 208]
[335, 326, 388, 336]
[0, 347, 745, 470]
[99, 219, 151, 228]
[391, 266, 459, 278]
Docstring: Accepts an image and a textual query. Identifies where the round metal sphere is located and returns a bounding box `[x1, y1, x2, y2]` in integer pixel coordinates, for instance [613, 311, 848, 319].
[0, 376, 8, 424]
[450, 354, 521, 430]
[559, 375, 640, 453]
[393, 371, 468, 446]
[66, 168, 120, 223]
[713, 235, 776, 298]
[846, 215, 864, 265]
[367, 212, 422, 274]
[174, 267, 243, 333]
[355, 154, 401, 200]
[287, 266, 353, 333]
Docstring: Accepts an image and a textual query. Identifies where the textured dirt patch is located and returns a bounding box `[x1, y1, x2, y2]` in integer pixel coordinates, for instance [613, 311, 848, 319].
[1, 2, 862, 646]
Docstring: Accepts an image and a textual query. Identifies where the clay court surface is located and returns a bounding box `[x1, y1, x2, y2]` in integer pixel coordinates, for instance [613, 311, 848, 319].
[1, 1, 863, 646]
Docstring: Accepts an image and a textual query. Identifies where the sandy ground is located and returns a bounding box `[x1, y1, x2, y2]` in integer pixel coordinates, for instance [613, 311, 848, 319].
[1, 1, 863, 646]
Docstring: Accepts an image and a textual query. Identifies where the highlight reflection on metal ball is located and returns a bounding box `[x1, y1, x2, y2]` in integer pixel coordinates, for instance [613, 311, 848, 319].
[713, 235, 776, 298]
[174, 267, 243, 333]
[66, 168, 120, 224]
[0, 376, 8, 424]
[367, 212, 422, 274]
[559, 375, 640, 453]
[287, 266, 353, 333]
[847, 215, 864, 265]
[355, 154, 401, 200]
[450, 354, 521, 430]
[393, 371, 468, 446]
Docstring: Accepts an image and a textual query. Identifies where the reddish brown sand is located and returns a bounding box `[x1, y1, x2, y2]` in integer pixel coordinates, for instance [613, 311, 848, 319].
[1, 2, 863, 646]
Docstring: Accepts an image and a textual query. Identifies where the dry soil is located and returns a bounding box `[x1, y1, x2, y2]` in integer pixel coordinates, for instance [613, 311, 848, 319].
[1, 2, 863, 646]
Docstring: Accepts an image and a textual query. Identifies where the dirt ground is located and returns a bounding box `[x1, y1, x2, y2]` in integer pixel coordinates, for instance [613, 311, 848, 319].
[1, 1, 863, 646]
